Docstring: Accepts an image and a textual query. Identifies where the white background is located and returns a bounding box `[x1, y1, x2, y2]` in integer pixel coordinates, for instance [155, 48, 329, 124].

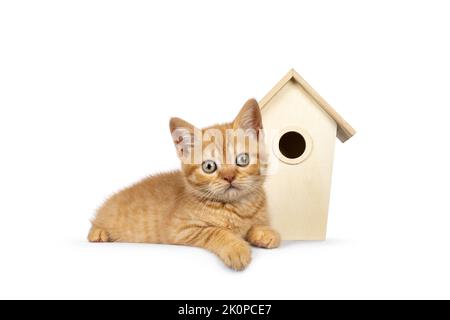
[1, 0, 449, 300]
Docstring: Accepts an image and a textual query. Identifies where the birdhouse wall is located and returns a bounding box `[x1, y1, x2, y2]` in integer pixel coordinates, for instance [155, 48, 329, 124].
[261, 80, 337, 240]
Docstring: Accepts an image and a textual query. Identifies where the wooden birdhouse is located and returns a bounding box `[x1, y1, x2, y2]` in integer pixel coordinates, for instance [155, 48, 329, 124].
[259, 69, 355, 240]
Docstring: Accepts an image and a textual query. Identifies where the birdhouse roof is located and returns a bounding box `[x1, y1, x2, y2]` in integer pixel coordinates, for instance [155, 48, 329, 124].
[259, 69, 356, 143]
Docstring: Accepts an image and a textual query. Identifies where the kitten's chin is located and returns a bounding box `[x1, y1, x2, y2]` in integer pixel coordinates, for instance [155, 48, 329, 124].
[191, 186, 247, 203]
[220, 187, 242, 201]
[185, 179, 262, 203]
[212, 184, 261, 202]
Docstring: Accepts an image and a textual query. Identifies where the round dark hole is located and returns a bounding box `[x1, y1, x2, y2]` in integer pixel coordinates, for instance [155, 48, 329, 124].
[278, 131, 306, 159]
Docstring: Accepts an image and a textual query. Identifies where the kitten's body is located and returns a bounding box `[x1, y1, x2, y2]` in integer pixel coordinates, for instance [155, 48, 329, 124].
[90, 171, 268, 244]
[89, 100, 280, 270]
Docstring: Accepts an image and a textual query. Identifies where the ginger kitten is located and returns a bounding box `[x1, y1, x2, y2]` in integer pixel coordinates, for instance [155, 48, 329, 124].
[88, 99, 280, 270]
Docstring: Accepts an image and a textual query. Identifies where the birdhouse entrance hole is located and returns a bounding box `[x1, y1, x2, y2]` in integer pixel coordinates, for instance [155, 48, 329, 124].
[273, 127, 313, 165]
[279, 131, 306, 159]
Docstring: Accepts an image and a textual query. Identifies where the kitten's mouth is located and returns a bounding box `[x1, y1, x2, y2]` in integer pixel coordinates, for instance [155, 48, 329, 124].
[225, 184, 239, 192]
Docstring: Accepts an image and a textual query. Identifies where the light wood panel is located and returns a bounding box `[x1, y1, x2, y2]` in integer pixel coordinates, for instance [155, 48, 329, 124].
[261, 80, 337, 240]
[260, 69, 355, 143]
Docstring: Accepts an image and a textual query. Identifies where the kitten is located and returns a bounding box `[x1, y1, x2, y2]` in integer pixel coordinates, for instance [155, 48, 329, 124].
[88, 98, 280, 270]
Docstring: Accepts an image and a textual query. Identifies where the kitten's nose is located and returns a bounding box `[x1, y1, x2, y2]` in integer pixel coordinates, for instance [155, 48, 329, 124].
[223, 175, 236, 183]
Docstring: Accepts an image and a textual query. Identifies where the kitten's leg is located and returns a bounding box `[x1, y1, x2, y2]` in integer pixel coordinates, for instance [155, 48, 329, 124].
[175, 227, 252, 271]
[246, 225, 281, 249]
[87, 225, 111, 243]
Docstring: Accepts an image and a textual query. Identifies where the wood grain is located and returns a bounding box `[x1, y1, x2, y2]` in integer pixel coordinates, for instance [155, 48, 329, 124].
[260, 68, 356, 143]
[261, 80, 337, 240]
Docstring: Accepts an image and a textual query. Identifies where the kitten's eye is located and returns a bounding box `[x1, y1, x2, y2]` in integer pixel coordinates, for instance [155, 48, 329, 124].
[202, 160, 217, 174]
[236, 153, 250, 167]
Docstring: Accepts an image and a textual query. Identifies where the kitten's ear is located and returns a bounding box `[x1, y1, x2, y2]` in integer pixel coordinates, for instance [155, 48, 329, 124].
[170, 117, 196, 135]
[233, 98, 263, 131]
[170, 117, 198, 159]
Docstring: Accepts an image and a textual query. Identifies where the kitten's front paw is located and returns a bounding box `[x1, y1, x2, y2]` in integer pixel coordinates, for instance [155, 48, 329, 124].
[247, 226, 281, 249]
[219, 241, 252, 271]
[88, 225, 111, 243]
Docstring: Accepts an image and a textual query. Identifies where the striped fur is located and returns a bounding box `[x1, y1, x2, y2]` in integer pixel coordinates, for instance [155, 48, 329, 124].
[88, 99, 280, 271]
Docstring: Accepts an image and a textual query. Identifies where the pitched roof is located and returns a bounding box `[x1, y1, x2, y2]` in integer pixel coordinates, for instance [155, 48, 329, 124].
[259, 69, 356, 143]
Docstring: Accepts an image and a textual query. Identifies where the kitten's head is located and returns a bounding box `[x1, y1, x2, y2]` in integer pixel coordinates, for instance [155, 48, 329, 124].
[170, 98, 266, 202]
